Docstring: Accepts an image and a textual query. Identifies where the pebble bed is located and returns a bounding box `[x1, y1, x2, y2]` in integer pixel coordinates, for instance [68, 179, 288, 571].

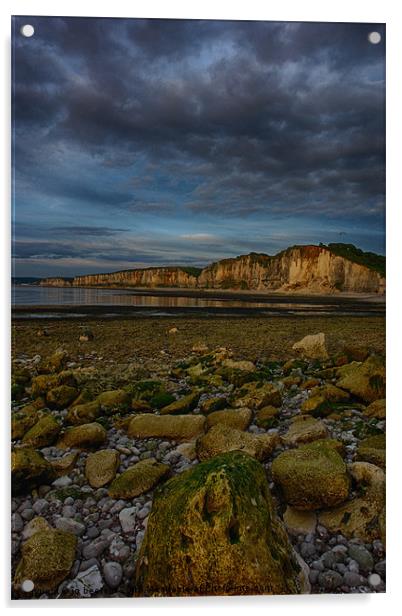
[11, 354, 386, 598]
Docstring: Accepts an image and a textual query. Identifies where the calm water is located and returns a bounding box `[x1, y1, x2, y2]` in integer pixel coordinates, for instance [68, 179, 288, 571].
[11, 285, 384, 318]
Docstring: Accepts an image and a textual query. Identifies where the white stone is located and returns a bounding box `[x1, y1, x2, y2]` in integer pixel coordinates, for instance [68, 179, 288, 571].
[119, 506, 137, 533]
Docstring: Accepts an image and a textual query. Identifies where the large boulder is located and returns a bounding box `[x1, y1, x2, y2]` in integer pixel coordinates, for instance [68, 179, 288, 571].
[128, 414, 206, 442]
[85, 449, 120, 488]
[292, 333, 329, 360]
[12, 448, 55, 495]
[134, 451, 306, 596]
[57, 422, 107, 449]
[109, 459, 169, 499]
[160, 391, 200, 415]
[196, 424, 279, 461]
[206, 407, 252, 431]
[336, 355, 385, 403]
[233, 382, 282, 410]
[271, 440, 350, 510]
[21, 414, 61, 448]
[13, 529, 77, 593]
[318, 462, 385, 542]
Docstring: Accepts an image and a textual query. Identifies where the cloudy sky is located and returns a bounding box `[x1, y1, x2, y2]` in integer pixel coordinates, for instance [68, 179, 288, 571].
[12, 17, 385, 277]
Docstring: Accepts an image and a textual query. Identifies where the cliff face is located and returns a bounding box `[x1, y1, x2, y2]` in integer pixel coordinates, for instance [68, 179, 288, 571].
[39, 278, 72, 287]
[198, 246, 385, 294]
[38, 246, 385, 294]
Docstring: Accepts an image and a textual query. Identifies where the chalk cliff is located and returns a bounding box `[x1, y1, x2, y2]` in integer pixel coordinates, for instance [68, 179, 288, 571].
[39, 245, 385, 294]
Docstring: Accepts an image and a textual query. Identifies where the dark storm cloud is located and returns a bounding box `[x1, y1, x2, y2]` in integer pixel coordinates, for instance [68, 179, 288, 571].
[12, 17, 385, 276]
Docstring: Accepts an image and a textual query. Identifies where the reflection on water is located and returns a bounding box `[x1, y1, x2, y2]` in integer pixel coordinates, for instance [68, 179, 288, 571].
[12, 285, 326, 310]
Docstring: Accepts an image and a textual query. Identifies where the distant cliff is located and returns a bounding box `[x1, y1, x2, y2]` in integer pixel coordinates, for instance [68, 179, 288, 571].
[39, 244, 385, 294]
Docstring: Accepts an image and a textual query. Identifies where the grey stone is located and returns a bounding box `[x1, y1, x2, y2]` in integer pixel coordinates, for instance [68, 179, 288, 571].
[348, 545, 374, 572]
[343, 572, 364, 587]
[32, 499, 49, 515]
[52, 476, 73, 488]
[66, 565, 103, 597]
[119, 507, 137, 533]
[62, 505, 76, 518]
[86, 526, 100, 539]
[20, 509, 34, 521]
[103, 562, 123, 589]
[368, 573, 382, 588]
[11, 512, 23, 533]
[300, 542, 316, 559]
[374, 560, 386, 577]
[82, 538, 108, 560]
[55, 517, 86, 536]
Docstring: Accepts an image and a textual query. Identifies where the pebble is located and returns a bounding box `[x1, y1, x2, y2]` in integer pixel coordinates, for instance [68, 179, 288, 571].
[343, 572, 364, 587]
[52, 476, 73, 488]
[103, 562, 123, 589]
[11, 512, 23, 532]
[55, 517, 86, 536]
[32, 499, 49, 515]
[348, 545, 374, 572]
[119, 507, 137, 533]
[82, 538, 108, 560]
[318, 570, 343, 590]
[368, 573, 382, 588]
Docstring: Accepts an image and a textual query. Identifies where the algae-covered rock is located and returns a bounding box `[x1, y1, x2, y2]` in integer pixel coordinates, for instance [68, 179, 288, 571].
[134, 451, 305, 596]
[97, 389, 130, 414]
[357, 434, 385, 469]
[160, 391, 200, 415]
[57, 422, 107, 449]
[271, 440, 350, 510]
[22, 414, 61, 448]
[46, 385, 79, 409]
[85, 449, 120, 488]
[301, 384, 350, 417]
[318, 462, 385, 541]
[196, 424, 279, 462]
[336, 355, 385, 403]
[233, 381, 282, 410]
[292, 333, 329, 360]
[66, 400, 101, 425]
[13, 529, 77, 593]
[50, 452, 79, 476]
[41, 349, 69, 374]
[31, 371, 77, 398]
[256, 405, 280, 429]
[109, 459, 169, 499]
[128, 414, 206, 442]
[282, 416, 328, 447]
[12, 448, 55, 495]
[11, 398, 46, 440]
[363, 399, 386, 419]
[206, 407, 252, 431]
[199, 396, 227, 414]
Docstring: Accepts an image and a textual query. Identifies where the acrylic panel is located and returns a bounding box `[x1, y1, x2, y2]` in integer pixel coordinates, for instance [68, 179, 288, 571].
[11, 16, 385, 599]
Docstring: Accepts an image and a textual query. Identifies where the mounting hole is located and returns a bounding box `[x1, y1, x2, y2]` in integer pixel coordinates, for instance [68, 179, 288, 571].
[368, 31, 381, 45]
[21, 579, 34, 592]
[20, 24, 35, 38]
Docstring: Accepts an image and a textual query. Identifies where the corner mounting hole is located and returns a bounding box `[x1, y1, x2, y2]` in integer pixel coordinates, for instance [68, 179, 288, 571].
[21, 579, 34, 592]
[21, 24, 35, 38]
[368, 31, 381, 45]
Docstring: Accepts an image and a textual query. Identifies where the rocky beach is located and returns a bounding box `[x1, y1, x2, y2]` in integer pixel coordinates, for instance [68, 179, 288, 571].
[11, 315, 386, 598]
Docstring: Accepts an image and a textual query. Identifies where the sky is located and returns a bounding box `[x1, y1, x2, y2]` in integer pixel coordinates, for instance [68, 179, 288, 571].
[12, 17, 385, 278]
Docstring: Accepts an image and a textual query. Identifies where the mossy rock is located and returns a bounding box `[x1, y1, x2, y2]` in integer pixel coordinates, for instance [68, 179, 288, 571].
[233, 382, 282, 410]
[196, 424, 279, 462]
[283, 358, 308, 376]
[40, 349, 69, 374]
[281, 416, 328, 447]
[66, 400, 101, 425]
[363, 399, 386, 419]
[97, 389, 130, 414]
[336, 355, 385, 403]
[256, 405, 280, 429]
[160, 391, 200, 415]
[109, 458, 169, 499]
[134, 451, 305, 596]
[216, 366, 256, 387]
[342, 344, 370, 363]
[11, 398, 46, 440]
[31, 371, 77, 397]
[85, 449, 120, 488]
[50, 452, 79, 477]
[206, 407, 252, 431]
[128, 414, 206, 442]
[357, 434, 385, 469]
[199, 396, 227, 415]
[57, 422, 107, 449]
[282, 376, 303, 388]
[13, 530, 77, 593]
[22, 414, 61, 448]
[12, 448, 55, 495]
[318, 462, 385, 541]
[271, 440, 350, 510]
